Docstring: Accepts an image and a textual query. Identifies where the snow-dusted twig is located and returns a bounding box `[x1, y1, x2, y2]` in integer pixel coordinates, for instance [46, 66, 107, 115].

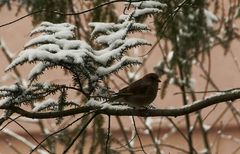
[0, 88, 240, 119]
[0, 0, 147, 28]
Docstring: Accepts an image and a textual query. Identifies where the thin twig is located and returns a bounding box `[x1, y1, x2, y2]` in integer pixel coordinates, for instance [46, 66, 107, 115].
[178, 60, 194, 154]
[105, 115, 111, 154]
[167, 118, 189, 144]
[167, 118, 198, 154]
[131, 116, 147, 154]
[229, 49, 240, 72]
[62, 113, 97, 154]
[30, 111, 94, 154]
[0, 0, 143, 28]
[139, 117, 161, 154]
[115, 116, 134, 153]
[0, 39, 22, 79]
[8, 117, 51, 154]
[0, 115, 21, 131]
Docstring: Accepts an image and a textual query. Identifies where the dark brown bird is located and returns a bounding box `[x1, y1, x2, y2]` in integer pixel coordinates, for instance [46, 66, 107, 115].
[109, 73, 160, 107]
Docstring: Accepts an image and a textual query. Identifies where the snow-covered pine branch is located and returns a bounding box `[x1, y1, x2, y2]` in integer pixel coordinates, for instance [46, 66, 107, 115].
[1, 0, 165, 112]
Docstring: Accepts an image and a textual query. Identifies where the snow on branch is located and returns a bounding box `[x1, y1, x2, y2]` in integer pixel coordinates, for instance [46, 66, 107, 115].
[1, 0, 165, 114]
[1, 88, 240, 119]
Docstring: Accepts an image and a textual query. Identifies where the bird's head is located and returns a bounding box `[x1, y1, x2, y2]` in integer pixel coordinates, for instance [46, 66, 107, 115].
[145, 73, 161, 82]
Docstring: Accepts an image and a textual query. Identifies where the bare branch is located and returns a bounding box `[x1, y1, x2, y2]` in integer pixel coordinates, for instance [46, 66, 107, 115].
[1, 88, 240, 119]
[105, 115, 111, 154]
[62, 113, 97, 154]
[0, 0, 143, 28]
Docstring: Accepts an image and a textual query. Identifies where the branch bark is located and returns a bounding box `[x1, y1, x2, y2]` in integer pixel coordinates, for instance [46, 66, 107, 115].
[0, 0, 142, 28]
[1, 88, 240, 119]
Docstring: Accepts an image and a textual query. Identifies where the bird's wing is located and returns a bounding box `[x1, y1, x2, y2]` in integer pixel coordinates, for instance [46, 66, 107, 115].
[119, 79, 150, 95]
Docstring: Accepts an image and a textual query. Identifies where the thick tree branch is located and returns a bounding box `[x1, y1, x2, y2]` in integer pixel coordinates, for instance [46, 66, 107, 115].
[1, 88, 240, 119]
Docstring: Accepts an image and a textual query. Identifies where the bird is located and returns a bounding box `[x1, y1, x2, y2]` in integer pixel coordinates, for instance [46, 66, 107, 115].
[109, 73, 161, 108]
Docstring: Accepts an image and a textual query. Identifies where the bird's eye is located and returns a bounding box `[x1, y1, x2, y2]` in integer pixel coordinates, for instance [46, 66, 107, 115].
[150, 75, 160, 82]
[151, 76, 157, 80]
